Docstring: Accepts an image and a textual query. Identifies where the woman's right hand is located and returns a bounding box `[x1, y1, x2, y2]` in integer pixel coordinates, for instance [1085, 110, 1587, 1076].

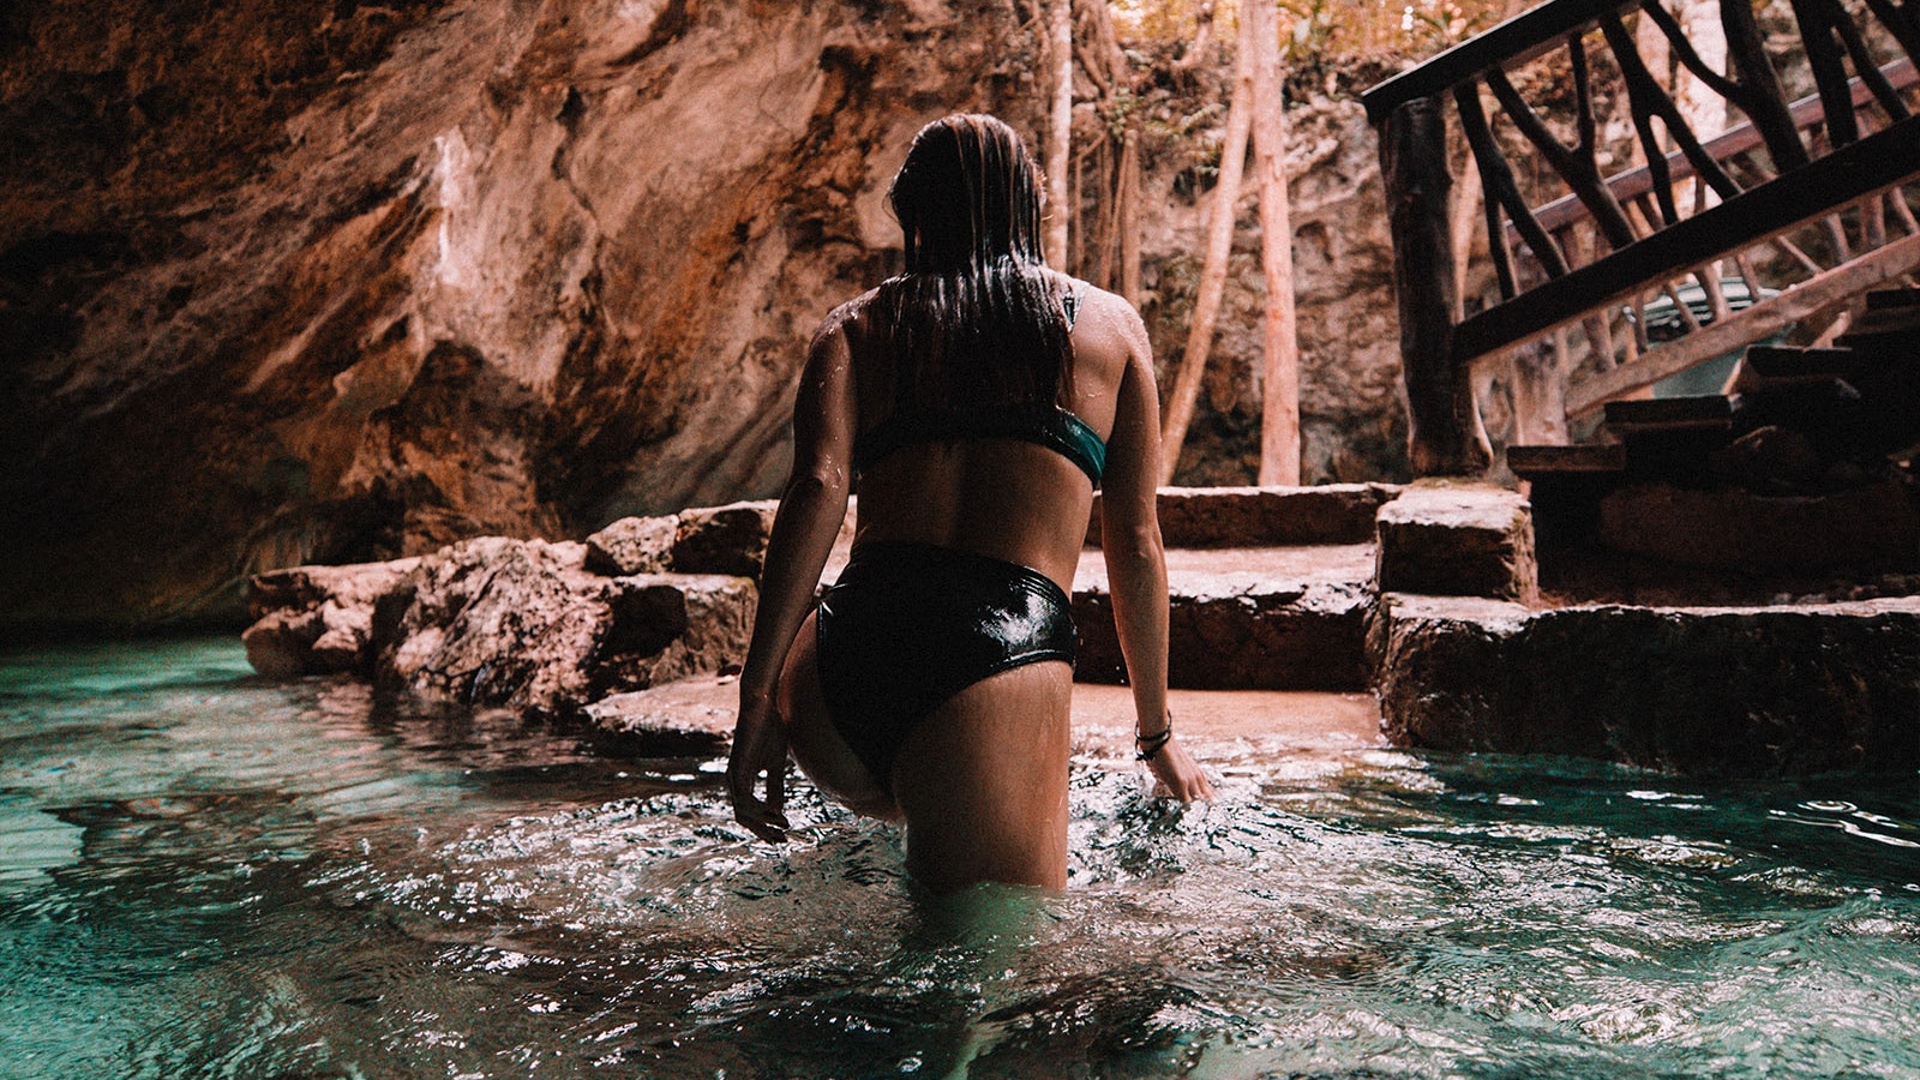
[726, 692, 792, 843]
[1145, 735, 1217, 803]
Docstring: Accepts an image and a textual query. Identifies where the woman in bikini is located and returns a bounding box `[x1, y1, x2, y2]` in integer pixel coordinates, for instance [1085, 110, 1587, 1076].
[727, 113, 1214, 894]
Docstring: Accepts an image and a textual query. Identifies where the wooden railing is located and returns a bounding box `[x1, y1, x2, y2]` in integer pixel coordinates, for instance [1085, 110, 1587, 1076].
[1362, 0, 1920, 475]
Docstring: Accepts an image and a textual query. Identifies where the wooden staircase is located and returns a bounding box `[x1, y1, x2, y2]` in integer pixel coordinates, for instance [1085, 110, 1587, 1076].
[1362, 0, 1920, 476]
[1509, 287, 1920, 596]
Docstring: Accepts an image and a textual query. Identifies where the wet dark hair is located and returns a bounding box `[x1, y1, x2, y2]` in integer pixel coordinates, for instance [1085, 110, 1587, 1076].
[877, 114, 1072, 413]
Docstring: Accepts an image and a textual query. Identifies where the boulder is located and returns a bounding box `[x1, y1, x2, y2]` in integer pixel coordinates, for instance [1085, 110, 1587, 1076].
[369, 535, 756, 719]
[584, 515, 680, 576]
[672, 501, 779, 577]
[241, 607, 326, 680]
[242, 558, 421, 676]
[1371, 592, 1920, 777]
[590, 574, 759, 699]
[1375, 483, 1538, 601]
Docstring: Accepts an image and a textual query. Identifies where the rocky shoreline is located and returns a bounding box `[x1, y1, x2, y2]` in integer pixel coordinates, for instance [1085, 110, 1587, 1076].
[244, 502, 785, 724]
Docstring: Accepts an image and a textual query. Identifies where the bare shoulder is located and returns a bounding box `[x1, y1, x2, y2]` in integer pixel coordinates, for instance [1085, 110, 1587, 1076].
[1069, 281, 1151, 366]
[813, 288, 882, 350]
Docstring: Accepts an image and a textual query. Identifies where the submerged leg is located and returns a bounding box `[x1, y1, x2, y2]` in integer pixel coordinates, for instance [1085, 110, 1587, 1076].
[889, 660, 1074, 893]
[778, 613, 900, 820]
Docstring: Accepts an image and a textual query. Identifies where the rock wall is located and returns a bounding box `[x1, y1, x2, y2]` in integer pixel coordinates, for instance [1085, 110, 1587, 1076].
[2, 1, 1414, 632]
[1, 0, 1049, 631]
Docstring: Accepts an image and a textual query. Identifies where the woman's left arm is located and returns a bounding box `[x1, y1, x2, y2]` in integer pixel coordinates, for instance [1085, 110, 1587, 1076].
[726, 310, 857, 842]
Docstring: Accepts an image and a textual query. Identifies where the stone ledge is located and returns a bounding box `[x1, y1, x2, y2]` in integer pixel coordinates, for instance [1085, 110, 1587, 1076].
[1371, 592, 1920, 777]
[1089, 484, 1399, 548]
[1073, 545, 1376, 690]
[1375, 482, 1538, 601]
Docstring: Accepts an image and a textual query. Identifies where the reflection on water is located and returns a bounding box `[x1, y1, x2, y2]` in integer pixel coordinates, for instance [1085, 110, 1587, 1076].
[1, 638, 1917, 1079]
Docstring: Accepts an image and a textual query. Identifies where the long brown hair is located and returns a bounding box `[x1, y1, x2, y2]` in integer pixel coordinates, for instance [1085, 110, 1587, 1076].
[876, 114, 1072, 414]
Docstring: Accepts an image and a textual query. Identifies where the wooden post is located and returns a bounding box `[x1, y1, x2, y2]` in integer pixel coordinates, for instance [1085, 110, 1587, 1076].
[1247, 0, 1300, 485]
[1381, 95, 1492, 476]
[1159, 14, 1253, 485]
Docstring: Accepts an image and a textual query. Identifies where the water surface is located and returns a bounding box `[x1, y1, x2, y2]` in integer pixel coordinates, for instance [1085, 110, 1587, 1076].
[2, 638, 1916, 1079]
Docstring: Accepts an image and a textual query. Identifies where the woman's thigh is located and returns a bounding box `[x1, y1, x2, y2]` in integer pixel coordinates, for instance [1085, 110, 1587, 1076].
[778, 613, 900, 820]
[888, 660, 1074, 893]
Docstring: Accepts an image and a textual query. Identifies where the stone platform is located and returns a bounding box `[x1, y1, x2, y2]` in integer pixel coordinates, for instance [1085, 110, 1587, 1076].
[1372, 593, 1920, 777]
[242, 482, 1918, 777]
[582, 671, 1387, 781]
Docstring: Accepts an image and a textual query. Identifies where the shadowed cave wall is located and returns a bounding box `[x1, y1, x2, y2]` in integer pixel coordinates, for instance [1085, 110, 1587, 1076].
[0, 0, 1411, 634]
[2, 0, 1063, 631]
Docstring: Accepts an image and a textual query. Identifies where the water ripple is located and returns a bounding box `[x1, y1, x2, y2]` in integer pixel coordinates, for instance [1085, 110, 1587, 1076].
[2, 639, 1917, 1079]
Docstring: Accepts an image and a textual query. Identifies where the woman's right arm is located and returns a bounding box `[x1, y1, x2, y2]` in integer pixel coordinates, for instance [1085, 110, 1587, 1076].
[1100, 307, 1216, 802]
[727, 309, 857, 841]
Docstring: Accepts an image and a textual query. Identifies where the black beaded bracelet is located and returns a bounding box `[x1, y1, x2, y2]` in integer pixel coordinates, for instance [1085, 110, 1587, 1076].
[1135, 712, 1173, 762]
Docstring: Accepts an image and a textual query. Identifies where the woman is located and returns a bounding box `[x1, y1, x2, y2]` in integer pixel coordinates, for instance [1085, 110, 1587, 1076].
[727, 114, 1214, 893]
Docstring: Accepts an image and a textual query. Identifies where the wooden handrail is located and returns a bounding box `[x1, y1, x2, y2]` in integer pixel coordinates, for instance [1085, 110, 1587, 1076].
[1365, 0, 1920, 476]
[1525, 56, 1919, 236]
[1455, 113, 1920, 367]
[1362, 0, 1636, 123]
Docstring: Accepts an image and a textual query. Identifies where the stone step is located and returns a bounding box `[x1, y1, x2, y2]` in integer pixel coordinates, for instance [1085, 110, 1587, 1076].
[1602, 394, 1734, 433]
[1088, 483, 1397, 548]
[1373, 592, 1920, 777]
[1071, 543, 1376, 691]
[1837, 296, 1920, 349]
[579, 673, 1387, 769]
[1506, 442, 1626, 480]
[1865, 286, 1920, 310]
[1736, 344, 1860, 384]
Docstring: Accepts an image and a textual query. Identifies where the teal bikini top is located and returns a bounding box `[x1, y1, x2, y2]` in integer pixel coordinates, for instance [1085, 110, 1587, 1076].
[852, 402, 1107, 484]
[850, 285, 1106, 485]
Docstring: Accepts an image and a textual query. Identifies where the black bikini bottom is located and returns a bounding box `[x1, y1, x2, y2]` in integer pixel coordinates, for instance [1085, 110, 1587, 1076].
[813, 541, 1077, 788]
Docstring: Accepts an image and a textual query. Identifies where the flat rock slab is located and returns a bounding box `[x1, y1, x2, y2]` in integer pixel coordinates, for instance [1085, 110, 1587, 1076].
[1073, 545, 1376, 691]
[1069, 683, 1386, 781]
[576, 674, 1386, 778]
[583, 677, 743, 756]
[1089, 484, 1398, 548]
[1375, 483, 1538, 601]
[1372, 592, 1920, 777]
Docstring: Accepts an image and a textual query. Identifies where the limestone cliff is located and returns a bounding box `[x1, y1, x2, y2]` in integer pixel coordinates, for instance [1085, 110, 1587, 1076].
[1, 0, 1048, 631]
[2, 0, 1414, 633]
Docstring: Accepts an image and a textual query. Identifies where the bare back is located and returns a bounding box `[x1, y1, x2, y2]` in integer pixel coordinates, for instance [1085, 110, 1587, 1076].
[838, 276, 1150, 592]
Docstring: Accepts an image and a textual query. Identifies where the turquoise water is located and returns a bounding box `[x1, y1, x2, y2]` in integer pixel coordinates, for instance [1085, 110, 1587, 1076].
[2, 639, 1917, 1079]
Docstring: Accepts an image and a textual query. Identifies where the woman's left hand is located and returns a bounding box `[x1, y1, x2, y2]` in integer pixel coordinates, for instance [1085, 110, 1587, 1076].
[727, 693, 792, 842]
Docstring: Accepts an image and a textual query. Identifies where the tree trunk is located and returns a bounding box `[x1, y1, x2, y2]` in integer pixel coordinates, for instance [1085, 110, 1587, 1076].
[1160, 12, 1253, 485]
[1247, 0, 1300, 486]
[1118, 128, 1142, 306]
[1045, 0, 1073, 270]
